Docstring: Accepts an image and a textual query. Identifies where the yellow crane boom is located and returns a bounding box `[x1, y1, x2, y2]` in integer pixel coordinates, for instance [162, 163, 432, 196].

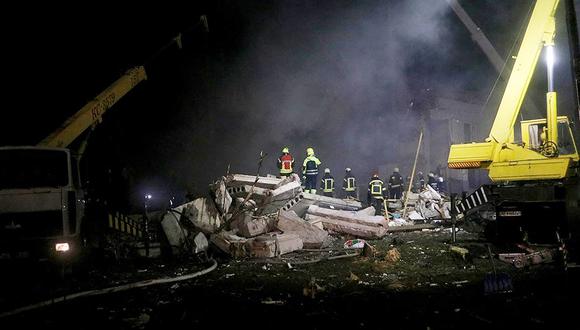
[38, 66, 147, 148]
[448, 0, 579, 182]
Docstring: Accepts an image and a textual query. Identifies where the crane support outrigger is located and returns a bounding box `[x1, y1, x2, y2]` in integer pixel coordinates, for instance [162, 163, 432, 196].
[448, 0, 580, 252]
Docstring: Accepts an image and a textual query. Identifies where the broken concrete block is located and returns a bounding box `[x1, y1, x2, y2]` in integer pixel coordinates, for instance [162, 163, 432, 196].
[248, 233, 303, 258]
[227, 185, 272, 200]
[277, 210, 328, 249]
[274, 173, 301, 189]
[236, 213, 278, 238]
[161, 210, 189, 252]
[304, 214, 387, 239]
[193, 232, 209, 254]
[356, 206, 376, 216]
[226, 174, 283, 189]
[260, 181, 302, 214]
[282, 192, 362, 217]
[420, 185, 442, 201]
[182, 198, 223, 234]
[212, 178, 232, 215]
[407, 210, 424, 221]
[210, 231, 249, 258]
[306, 205, 388, 227]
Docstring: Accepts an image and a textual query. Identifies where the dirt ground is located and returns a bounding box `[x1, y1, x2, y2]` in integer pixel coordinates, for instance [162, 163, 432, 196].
[1, 228, 578, 329]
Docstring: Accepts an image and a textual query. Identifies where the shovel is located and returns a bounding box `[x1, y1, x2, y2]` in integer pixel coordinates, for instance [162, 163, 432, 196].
[484, 244, 513, 294]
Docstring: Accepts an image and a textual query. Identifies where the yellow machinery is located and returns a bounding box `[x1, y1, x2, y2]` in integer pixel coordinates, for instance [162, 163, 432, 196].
[448, 0, 579, 181]
[38, 66, 147, 149]
[447, 0, 580, 249]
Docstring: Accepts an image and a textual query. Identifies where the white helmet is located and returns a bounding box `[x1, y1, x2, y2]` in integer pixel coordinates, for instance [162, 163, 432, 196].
[394, 167, 399, 172]
[345, 167, 351, 172]
[429, 172, 435, 177]
[324, 168, 330, 174]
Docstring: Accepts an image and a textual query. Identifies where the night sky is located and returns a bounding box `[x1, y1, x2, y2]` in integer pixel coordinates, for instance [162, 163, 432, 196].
[2, 0, 579, 211]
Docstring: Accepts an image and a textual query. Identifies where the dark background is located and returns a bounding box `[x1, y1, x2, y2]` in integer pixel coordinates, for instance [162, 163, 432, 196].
[2, 0, 579, 212]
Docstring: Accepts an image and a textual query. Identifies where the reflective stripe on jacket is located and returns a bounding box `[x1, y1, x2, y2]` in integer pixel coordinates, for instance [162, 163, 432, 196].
[321, 174, 334, 192]
[343, 176, 356, 191]
[302, 156, 321, 175]
[368, 178, 384, 197]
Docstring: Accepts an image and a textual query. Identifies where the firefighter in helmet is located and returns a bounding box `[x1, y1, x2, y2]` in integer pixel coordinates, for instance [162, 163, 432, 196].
[320, 168, 335, 197]
[277, 146, 294, 177]
[368, 172, 386, 215]
[342, 167, 357, 199]
[302, 147, 321, 194]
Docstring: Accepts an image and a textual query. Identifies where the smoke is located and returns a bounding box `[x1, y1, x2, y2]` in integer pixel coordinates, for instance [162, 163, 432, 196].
[154, 0, 453, 197]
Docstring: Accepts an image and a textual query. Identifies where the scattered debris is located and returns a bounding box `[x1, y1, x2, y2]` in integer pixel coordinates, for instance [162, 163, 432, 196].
[303, 277, 325, 299]
[344, 239, 367, 249]
[449, 246, 469, 261]
[385, 248, 401, 263]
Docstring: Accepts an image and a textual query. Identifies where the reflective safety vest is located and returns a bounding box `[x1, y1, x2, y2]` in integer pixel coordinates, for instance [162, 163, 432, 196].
[278, 153, 294, 174]
[303, 156, 321, 175]
[389, 173, 403, 189]
[344, 175, 356, 192]
[369, 178, 384, 197]
[321, 175, 334, 193]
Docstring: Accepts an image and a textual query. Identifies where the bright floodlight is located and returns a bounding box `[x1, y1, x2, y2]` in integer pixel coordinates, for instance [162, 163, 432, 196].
[145, 194, 152, 200]
[55, 243, 70, 252]
[546, 45, 555, 69]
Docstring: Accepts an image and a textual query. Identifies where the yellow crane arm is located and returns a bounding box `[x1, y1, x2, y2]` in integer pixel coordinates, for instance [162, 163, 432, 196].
[488, 0, 558, 145]
[38, 66, 147, 148]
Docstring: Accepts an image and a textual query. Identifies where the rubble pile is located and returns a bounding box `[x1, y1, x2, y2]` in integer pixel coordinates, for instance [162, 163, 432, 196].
[390, 185, 452, 225]
[159, 173, 454, 259]
[160, 173, 403, 258]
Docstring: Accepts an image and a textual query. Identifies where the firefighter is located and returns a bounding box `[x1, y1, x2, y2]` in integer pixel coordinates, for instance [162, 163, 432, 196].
[437, 175, 446, 194]
[342, 167, 357, 199]
[388, 167, 404, 199]
[320, 168, 335, 197]
[302, 147, 321, 194]
[368, 172, 386, 215]
[428, 172, 438, 191]
[277, 147, 294, 177]
[416, 171, 426, 192]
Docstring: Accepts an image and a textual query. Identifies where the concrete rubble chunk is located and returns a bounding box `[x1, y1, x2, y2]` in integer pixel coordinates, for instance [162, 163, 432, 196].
[226, 174, 283, 189]
[193, 232, 209, 254]
[282, 192, 362, 217]
[236, 213, 278, 238]
[408, 210, 424, 221]
[247, 233, 303, 258]
[274, 173, 301, 189]
[277, 210, 328, 249]
[306, 205, 388, 227]
[420, 185, 442, 201]
[260, 181, 302, 214]
[210, 231, 249, 258]
[161, 208, 189, 253]
[182, 198, 223, 234]
[212, 178, 232, 215]
[305, 214, 387, 239]
[356, 206, 377, 216]
[227, 185, 272, 200]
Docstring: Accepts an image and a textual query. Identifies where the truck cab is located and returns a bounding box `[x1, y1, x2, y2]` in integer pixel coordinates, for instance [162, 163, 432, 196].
[0, 146, 85, 262]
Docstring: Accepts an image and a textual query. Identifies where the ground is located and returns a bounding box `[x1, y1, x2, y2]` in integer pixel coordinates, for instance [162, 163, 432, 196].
[0, 229, 578, 329]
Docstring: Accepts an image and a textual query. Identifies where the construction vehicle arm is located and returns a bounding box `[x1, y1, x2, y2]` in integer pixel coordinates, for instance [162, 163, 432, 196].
[38, 66, 147, 148]
[488, 0, 558, 145]
[448, 0, 576, 182]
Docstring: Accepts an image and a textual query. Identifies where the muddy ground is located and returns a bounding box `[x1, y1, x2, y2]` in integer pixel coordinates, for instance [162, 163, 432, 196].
[0, 228, 578, 329]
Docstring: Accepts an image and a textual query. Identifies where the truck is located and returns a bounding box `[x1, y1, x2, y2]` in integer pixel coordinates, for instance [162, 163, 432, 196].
[0, 66, 147, 264]
[448, 0, 580, 255]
